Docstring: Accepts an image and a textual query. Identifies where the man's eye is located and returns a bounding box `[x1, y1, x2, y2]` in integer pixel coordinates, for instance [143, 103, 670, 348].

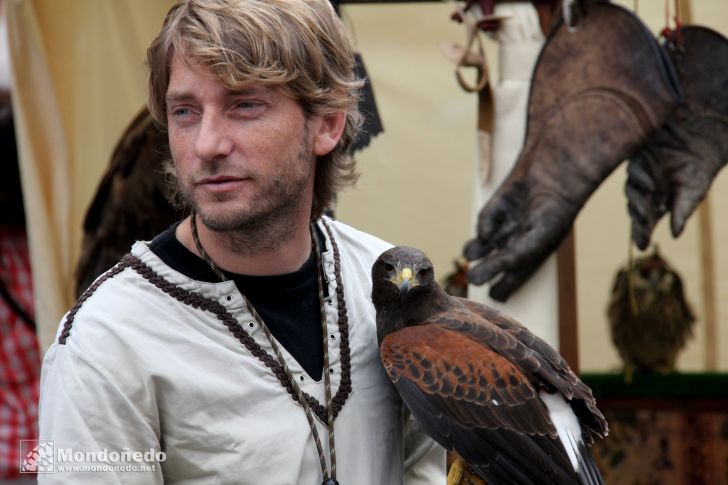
[235, 101, 261, 110]
[171, 107, 191, 117]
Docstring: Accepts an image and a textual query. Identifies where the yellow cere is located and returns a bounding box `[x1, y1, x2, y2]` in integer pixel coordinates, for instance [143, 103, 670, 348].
[400, 267, 413, 282]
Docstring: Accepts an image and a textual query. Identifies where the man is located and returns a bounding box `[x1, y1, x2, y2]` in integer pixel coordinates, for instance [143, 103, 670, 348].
[39, 1, 444, 483]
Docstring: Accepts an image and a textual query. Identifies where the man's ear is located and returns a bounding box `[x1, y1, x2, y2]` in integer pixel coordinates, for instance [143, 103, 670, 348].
[312, 111, 347, 156]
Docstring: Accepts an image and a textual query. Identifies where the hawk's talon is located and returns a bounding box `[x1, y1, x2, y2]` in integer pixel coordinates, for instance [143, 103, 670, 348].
[447, 456, 465, 485]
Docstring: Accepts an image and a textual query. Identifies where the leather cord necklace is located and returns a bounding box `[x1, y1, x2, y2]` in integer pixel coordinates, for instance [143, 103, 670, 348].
[190, 213, 340, 485]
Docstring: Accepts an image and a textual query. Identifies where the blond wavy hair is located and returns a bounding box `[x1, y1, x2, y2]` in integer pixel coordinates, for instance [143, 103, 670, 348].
[147, 0, 364, 219]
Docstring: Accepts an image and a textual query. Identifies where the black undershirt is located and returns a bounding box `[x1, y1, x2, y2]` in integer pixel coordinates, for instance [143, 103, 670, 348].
[149, 222, 325, 380]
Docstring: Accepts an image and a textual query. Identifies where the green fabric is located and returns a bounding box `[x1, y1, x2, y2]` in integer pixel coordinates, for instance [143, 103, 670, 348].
[581, 372, 728, 399]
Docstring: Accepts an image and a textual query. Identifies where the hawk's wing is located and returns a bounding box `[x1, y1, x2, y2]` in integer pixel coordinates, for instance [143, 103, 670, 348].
[380, 323, 578, 484]
[456, 297, 608, 443]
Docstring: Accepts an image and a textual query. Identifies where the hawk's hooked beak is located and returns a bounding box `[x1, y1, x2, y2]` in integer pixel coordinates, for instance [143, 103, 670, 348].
[393, 267, 416, 299]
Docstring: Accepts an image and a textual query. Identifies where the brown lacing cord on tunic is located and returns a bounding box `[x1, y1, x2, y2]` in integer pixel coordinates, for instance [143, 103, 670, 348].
[59, 218, 350, 483]
[59, 232, 352, 423]
[58, 261, 129, 344]
[191, 213, 339, 484]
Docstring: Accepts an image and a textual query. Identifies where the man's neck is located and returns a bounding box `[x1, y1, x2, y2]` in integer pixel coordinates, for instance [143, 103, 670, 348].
[176, 214, 314, 276]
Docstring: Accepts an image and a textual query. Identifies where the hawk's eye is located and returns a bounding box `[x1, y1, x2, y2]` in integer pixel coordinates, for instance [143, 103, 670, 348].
[383, 263, 395, 273]
[418, 267, 432, 278]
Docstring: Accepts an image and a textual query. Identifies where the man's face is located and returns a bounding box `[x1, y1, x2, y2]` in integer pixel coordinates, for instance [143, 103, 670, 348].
[165, 53, 315, 232]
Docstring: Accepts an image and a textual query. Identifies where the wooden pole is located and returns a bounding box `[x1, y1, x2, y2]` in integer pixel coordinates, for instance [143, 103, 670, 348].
[676, 0, 717, 370]
[698, 198, 718, 370]
[557, 230, 579, 374]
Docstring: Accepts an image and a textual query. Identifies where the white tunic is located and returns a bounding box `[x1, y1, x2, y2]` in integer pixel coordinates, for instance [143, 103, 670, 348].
[39, 218, 445, 484]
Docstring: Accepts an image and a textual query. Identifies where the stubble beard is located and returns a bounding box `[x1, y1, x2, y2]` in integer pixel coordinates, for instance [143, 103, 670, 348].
[176, 127, 314, 255]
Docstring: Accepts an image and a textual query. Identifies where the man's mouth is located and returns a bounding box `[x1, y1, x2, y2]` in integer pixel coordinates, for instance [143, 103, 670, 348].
[195, 176, 249, 192]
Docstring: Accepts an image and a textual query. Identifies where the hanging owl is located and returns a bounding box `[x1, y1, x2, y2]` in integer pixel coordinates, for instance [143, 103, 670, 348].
[607, 247, 695, 375]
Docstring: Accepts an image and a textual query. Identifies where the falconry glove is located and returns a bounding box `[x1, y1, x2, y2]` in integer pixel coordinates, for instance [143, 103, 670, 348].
[464, 1, 681, 301]
[626, 26, 728, 249]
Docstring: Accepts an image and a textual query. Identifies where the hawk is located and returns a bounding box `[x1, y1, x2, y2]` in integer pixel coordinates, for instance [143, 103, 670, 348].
[372, 246, 608, 485]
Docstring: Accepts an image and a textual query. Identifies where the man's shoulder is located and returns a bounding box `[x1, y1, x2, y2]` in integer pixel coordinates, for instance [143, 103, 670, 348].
[322, 217, 392, 261]
[55, 244, 197, 352]
[55, 255, 150, 342]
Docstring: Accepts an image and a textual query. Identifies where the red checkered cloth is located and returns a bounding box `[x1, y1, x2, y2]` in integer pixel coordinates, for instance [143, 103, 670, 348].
[0, 226, 40, 479]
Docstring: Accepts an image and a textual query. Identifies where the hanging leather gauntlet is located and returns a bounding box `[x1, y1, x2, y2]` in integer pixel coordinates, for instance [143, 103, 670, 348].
[464, 1, 682, 301]
[627, 26, 728, 249]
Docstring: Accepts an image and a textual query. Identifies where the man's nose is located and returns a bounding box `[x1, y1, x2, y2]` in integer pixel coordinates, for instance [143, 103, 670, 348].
[195, 112, 233, 161]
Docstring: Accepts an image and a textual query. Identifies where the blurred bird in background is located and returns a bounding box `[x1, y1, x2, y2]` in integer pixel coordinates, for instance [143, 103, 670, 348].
[75, 108, 184, 297]
[372, 246, 608, 485]
[607, 247, 695, 378]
